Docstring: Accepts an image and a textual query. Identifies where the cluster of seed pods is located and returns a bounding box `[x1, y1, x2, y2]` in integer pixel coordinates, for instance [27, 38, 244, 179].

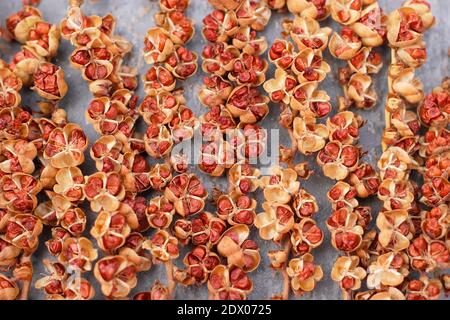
[0, 0, 96, 300]
[198, 0, 271, 177]
[254, 166, 324, 299]
[59, 0, 169, 299]
[355, 1, 449, 300]
[329, 0, 385, 111]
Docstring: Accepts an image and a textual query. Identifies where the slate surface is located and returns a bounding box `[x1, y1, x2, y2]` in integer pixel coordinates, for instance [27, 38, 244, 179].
[0, 0, 448, 300]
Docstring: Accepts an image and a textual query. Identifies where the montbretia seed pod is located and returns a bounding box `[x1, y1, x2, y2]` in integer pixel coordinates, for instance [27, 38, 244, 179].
[146, 196, 175, 229]
[286, 253, 323, 295]
[0, 274, 19, 300]
[421, 205, 449, 240]
[23, 20, 60, 58]
[0, 107, 32, 142]
[200, 106, 236, 140]
[208, 0, 244, 11]
[199, 140, 234, 177]
[202, 10, 238, 43]
[376, 209, 413, 252]
[91, 206, 139, 252]
[419, 127, 450, 158]
[327, 181, 359, 211]
[233, 26, 268, 56]
[366, 252, 409, 289]
[121, 153, 153, 193]
[331, 255, 367, 292]
[159, 0, 190, 12]
[175, 245, 220, 286]
[292, 48, 330, 83]
[118, 247, 152, 273]
[90, 135, 124, 173]
[0, 173, 41, 213]
[133, 281, 170, 300]
[327, 111, 362, 145]
[287, 0, 330, 21]
[329, 27, 362, 60]
[348, 47, 383, 74]
[198, 75, 233, 107]
[45, 227, 70, 256]
[2, 214, 43, 254]
[143, 27, 174, 65]
[228, 53, 268, 86]
[33, 63, 68, 101]
[263, 69, 298, 105]
[230, 123, 266, 161]
[403, 0, 435, 31]
[395, 41, 427, 68]
[189, 212, 226, 247]
[84, 172, 125, 212]
[94, 254, 138, 299]
[0, 237, 21, 270]
[60, 6, 101, 44]
[263, 0, 286, 10]
[43, 123, 88, 168]
[217, 224, 261, 272]
[330, 0, 362, 25]
[377, 179, 415, 211]
[6, 6, 42, 42]
[407, 236, 449, 272]
[284, 16, 331, 52]
[165, 46, 198, 79]
[168, 105, 198, 142]
[255, 202, 295, 242]
[208, 265, 253, 300]
[155, 11, 195, 45]
[268, 39, 295, 70]
[144, 65, 176, 95]
[290, 218, 324, 255]
[202, 42, 240, 76]
[390, 66, 424, 104]
[260, 167, 299, 204]
[235, 0, 271, 31]
[420, 177, 450, 207]
[326, 208, 364, 252]
[292, 117, 329, 155]
[58, 237, 98, 272]
[387, 7, 425, 48]
[290, 82, 332, 120]
[144, 124, 173, 159]
[86, 96, 132, 136]
[348, 163, 380, 198]
[405, 276, 443, 300]
[139, 90, 182, 125]
[0, 139, 37, 175]
[355, 287, 406, 300]
[422, 151, 450, 183]
[377, 147, 418, 181]
[34, 260, 67, 296]
[164, 173, 208, 217]
[317, 141, 361, 180]
[418, 90, 450, 128]
[53, 167, 85, 202]
[143, 229, 179, 262]
[0, 66, 23, 109]
[70, 40, 114, 82]
[292, 188, 318, 218]
[228, 164, 260, 195]
[345, 73, 377, 109]
[10, 46, 43, 86]
[351, 2, 387, 47]
[217, 194, 256, 226]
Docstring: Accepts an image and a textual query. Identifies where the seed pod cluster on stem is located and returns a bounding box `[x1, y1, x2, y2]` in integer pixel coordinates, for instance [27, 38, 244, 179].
[0, 0, 96, 300]
[59, 0, 162, 299]
[355, 1, 448, 301]
[198, 0, 271, 178]
[329, 0, 386, 111]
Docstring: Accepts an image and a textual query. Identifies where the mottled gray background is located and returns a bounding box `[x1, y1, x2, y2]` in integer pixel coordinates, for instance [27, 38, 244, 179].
[0, 0, 448, 300]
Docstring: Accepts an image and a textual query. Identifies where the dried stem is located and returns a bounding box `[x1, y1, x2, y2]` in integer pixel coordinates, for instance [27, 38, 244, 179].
[165, 260, 176, 299]
[17, 255, 32, 300]
[281, 239, 292, 300]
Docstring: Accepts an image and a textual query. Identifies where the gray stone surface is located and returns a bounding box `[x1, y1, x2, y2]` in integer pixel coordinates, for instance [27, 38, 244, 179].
[0, 0, 448, 300]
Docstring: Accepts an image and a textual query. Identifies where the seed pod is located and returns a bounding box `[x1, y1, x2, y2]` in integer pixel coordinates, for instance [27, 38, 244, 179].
[255, 202, 295, 241]
[407, 236, 449, 272]
[232, 26, 268, 55]
[84, 172, 125, 212]
[0, 66, 23, 109]
[330, 0, 362, 25]
[287, 0, 330, 21]
[228, 163, 260, 195]
[143, 27, 174, 65]
[291, 218, 324, 255]
[0, 274, 19, 300]
[202, 9, 239, 43]
[260, 167, 299, 204]
[58, 237, 98, 272]
[376, 209, 413, 251]
[326, 208, 364, 252]
[284, 16, 331, 52]
[351, 2, 387, 47]
[217, 194, 256, 226]
[329, 27, 362, 60]
[331, 255, 367, 292]
[367, 252, 409, 289]
[293, 117, 329, 155]
[286, 253, 323, 295]
[146, 196, 175, 229]
[208, 265, 253, 300]
[155, 11, 195, 45]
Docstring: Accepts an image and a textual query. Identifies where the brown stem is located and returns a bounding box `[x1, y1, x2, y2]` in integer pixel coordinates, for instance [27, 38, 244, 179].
[17, 255, 32, 300]
[281, 239, 292, 300]
[69, 0, 83, 7]
[165, 260, 176, 299]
